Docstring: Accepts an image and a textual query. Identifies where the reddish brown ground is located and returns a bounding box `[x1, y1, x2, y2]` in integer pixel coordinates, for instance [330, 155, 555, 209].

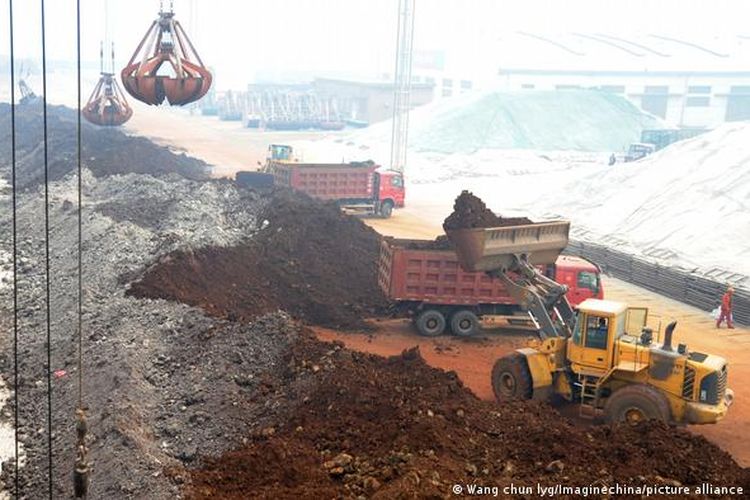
[315, 318, 530, 401]
[316, 278, 750, 468]
[125, 104, 344, 179]
[184, 331, 749, 499]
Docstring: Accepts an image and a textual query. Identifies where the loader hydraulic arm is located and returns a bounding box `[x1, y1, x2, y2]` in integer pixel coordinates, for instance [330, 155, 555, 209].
[488, 254, 576, 340]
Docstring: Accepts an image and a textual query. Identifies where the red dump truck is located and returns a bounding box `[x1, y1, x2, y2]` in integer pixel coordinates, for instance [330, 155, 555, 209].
[378, 237, 603, 336]
[263, 145, 405, 217]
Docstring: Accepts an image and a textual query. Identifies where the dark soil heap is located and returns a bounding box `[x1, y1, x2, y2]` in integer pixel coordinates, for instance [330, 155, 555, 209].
[127, 189, 388, 329]
[443, 190, 532, 230]
[183, 333, 749, 499]
[0, 103, 210, 188]
[397, 235, 454, 251]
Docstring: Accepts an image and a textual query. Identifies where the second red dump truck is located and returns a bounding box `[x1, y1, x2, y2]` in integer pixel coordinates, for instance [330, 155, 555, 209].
[260, 144, 405, 217]
[378, 237, 603, 336]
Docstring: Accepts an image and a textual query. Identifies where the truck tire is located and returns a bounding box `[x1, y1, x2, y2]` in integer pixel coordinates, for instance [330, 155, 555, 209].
[450, 310, 480, 337]
[491, 353, 533, 402]
[415, 309, 446, 337]
[603, 384, 671, 425]
[379, 200, 394, 218]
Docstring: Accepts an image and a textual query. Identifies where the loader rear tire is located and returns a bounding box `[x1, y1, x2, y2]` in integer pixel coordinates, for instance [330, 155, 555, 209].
[604, 384, 671, 425]
[415, 309, 446, 337]
[491, 353, 533, 403]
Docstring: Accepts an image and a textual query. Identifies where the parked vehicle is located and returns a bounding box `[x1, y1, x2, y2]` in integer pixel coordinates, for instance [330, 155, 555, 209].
[624, 142, 656, 162]
[622, 128, 707, 162]
[265, 145, 404, 217]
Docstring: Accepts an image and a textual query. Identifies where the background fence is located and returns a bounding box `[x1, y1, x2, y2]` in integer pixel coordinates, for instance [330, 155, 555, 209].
[565, 240, 749, 326]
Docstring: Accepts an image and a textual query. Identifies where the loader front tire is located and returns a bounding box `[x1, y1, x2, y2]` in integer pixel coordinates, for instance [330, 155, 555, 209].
[604, 384, 671, 425]
[491, 353, 533, 403]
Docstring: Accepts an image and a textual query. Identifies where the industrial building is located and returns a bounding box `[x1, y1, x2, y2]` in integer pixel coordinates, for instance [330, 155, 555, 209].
[313, 77, 434, 125]
[413, 33, 750, 129]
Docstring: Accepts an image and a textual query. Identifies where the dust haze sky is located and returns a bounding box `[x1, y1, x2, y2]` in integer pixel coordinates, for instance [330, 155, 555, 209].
[1, 0, 749, 91]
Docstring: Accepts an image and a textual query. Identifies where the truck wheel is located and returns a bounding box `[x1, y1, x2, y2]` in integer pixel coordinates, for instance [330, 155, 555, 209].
[491, 353, 533, 402]
[380, 201, 394, 218]
[450, 310, 480, 337]
[415, 310, 446, 337]
[603, 384, 671, 425]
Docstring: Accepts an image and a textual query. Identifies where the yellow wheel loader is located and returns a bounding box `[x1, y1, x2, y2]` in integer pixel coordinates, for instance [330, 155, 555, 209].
[445, 222, 733, 425]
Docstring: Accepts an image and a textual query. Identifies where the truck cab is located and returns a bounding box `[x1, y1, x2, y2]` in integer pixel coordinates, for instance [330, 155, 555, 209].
[553, 255, 603, 305]
[375, 169, 406, 213]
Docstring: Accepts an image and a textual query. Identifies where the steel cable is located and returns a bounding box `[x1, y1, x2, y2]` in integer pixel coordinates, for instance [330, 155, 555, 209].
[40, 0, 54, 496]
[77, 0, 83, 412]
[7, 0, 19, 496]
[74, 2, 90, 497]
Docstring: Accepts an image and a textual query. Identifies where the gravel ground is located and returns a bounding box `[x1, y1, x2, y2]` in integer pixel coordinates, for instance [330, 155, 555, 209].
[0, 168, 302, 498]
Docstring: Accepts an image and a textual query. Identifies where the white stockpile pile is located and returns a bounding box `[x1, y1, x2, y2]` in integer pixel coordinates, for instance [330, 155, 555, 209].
[296, 89, 662, 181]
[535, 123, 750, 279]
[301, 89, 745, 282]
[339, 89, 663, 154]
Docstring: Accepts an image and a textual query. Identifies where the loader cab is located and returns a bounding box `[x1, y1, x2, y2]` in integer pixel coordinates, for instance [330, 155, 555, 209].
[568, 299, 628, 373]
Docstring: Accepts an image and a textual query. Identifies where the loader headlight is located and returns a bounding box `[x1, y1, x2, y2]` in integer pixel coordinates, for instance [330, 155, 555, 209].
[725, 389, 734, 407]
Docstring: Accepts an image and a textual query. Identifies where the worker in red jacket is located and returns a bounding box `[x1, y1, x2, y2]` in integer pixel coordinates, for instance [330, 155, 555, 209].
[716, 286, 735, 329]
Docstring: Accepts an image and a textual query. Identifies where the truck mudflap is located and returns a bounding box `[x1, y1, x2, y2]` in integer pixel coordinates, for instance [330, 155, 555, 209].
[684, 388, 734, 424]
[517, 347, 553, 401]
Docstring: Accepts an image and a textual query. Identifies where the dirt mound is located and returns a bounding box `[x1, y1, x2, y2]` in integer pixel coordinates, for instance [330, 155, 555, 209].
[183, 333, 749, 498]
[0, 103, 210, 189]
[127, 189, 388, 329]
[396, 235, 454, 251]
[443, 190, 532, 230]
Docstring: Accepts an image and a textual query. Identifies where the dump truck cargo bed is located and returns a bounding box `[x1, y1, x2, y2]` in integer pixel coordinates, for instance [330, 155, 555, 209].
[378, 238, 517, 306]
[268, 161, 378, 200]
[445, 221, 571, 272]
[378, 236, 601, 336]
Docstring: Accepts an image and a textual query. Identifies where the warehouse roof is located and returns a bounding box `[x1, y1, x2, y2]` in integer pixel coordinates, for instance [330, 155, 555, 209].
[495, 32, 750, 75]
[314, 77, 434, 90]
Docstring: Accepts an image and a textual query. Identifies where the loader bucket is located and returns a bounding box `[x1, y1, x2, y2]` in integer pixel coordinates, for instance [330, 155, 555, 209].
[445, 221, 570, 272]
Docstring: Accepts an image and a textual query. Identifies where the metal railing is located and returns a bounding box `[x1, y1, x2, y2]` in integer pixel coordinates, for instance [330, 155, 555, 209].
[565, 240, 749, 326]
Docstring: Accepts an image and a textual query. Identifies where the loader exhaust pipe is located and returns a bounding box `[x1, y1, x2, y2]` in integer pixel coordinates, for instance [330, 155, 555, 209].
[662, 321, 677, 352]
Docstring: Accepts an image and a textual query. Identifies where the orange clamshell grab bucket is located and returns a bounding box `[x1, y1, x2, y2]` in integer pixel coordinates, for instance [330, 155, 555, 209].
[82, 73, 133, 127]
[121, 8, 212, 106]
